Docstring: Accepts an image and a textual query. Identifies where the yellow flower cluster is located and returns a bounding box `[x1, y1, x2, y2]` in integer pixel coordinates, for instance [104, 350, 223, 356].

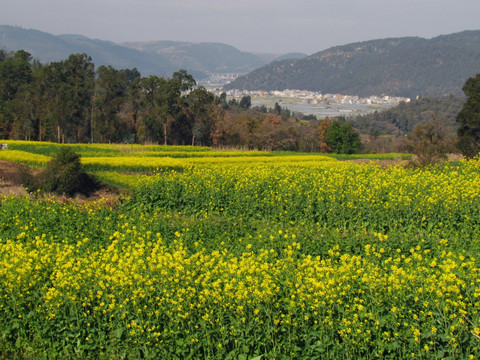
[129, 160, 480, 235]
[1, 140, 480, 358]
[0, 149, 50, 166]
[0, 218, 478, 357]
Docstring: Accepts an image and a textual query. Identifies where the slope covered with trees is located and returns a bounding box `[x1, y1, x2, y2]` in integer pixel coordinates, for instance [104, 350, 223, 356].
[121, 41, 267, 75]
[3, 48, 477, 156]
[346, 95, 465, 136]
[224, 31, 480, 98]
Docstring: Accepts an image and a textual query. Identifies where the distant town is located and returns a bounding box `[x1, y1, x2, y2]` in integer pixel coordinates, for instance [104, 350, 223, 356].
[202, 74, 411, 118]
[216, 88, 410, 107]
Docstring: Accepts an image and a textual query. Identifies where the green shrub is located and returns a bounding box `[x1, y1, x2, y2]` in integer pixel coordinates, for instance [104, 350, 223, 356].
[38, 147, 98, 196]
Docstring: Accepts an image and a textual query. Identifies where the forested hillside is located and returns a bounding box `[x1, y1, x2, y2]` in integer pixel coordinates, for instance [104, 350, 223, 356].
[224, 31, 480, 98]
[346, 95, 465, 136]
[120, 41, 267, 75]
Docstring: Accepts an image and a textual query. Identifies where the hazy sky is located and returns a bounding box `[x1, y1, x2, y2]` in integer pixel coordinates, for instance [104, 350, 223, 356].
[1, 0, 479, 55]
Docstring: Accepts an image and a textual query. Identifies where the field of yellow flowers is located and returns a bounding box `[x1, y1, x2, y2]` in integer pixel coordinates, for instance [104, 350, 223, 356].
[1, 141, 480, 359]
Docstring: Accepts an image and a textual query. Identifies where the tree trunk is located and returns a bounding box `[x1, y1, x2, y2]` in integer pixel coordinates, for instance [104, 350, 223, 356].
[38, 118, 42, 142]
[163, 121, 167, 145]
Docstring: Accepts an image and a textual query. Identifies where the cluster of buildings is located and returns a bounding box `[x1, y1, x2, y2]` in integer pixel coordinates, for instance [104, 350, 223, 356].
[217, 89, 410, 106]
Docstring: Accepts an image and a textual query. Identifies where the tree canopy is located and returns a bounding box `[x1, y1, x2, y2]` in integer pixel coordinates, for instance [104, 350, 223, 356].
[0, 50, 331, 152]
[1, 48, 468, 156]
[325, 121, 361, 154]
[456, 73, 480, 158]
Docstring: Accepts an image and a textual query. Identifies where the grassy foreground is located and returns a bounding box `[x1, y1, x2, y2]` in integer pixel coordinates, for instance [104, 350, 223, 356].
[0, 141, 479, 359]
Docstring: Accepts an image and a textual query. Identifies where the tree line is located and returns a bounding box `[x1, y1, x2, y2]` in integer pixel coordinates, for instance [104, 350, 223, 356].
[0, 50, 205, 145]
[4, 49, 478, 159]
[348, 95, 465, 138]
[0, 50, 361, 153]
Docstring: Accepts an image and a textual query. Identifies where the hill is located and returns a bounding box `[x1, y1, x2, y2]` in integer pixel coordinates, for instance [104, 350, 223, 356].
[121, 41, 267, 77]
[224, 31, 480, 98]
[346, 95, 465, 136]
[0, 25, 274, 78]
[0, 25, 174, 76]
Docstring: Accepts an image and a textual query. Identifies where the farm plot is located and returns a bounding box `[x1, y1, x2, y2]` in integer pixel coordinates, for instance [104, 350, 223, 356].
[0, 141, 479, 359]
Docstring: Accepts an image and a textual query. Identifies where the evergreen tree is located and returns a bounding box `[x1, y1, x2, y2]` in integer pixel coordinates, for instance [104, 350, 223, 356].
[0, 50, 33, 138]
[456, 73, 480, 158]
[140, 75, 169, 144]
[187, 86, 216, 146]
[325, 120, 361, 154]
[93, 65, 129, 142]
[239, 95, 251, 109]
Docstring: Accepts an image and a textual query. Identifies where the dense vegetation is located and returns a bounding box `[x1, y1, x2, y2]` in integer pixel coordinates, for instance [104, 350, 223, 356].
[1, 142, 480, 359]
[224, 31, 480, 98]
[346, 95, 465, 136]
[2, 47, 479, 157]
[456, 73, 480, 158]
[0, 50, 363, 153]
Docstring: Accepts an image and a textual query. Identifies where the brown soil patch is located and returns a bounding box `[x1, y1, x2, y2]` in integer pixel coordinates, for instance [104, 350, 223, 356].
[0, 161, 30, 196]
[51, 189, 121, 207]
[0, 160, 30, 183]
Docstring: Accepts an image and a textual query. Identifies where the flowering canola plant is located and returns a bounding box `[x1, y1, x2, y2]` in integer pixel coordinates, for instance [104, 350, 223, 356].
[1, 147, 480, 359]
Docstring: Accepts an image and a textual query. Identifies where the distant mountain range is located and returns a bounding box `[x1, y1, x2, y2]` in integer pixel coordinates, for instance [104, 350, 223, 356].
[2, 25, 479, 98]
[224, 30, 480, 98]
[121, 41, 266, 76]
[0, 25, 305, 79]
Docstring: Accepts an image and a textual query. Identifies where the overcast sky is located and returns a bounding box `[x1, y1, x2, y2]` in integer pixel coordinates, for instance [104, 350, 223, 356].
[1, 0, 479, 55]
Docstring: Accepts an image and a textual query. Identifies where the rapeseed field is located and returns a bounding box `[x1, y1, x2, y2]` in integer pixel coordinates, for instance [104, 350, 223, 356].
[0, 141, 479, 359]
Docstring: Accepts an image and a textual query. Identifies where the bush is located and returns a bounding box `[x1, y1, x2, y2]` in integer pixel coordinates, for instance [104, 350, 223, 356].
[401, 118, 455, 167]
[38, 147, 98, 196]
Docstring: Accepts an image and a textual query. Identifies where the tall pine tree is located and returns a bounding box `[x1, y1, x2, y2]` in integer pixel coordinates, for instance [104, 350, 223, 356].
[457, 73, 480, 158]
